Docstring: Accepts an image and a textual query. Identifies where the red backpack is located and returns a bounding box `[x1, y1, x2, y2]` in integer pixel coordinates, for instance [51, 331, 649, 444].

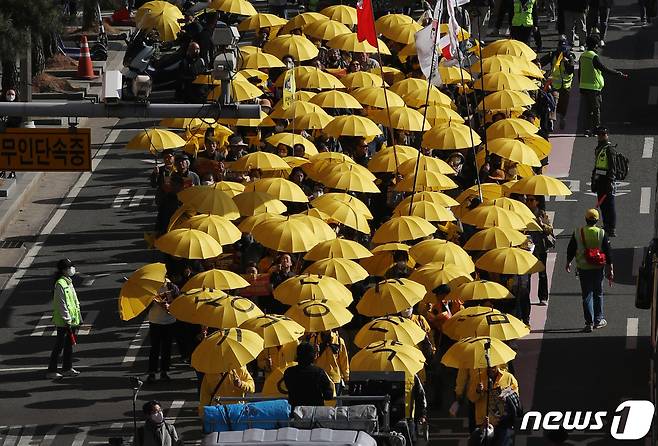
[580, 227, 606, 266]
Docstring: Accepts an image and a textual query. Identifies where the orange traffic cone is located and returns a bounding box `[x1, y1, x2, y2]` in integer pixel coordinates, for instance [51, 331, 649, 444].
[76, 35, 97, 80]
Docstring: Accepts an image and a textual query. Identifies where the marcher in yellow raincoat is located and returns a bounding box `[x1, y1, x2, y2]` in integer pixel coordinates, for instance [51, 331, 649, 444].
[198, 367, 255, 417]
[306, 330, 349, 394]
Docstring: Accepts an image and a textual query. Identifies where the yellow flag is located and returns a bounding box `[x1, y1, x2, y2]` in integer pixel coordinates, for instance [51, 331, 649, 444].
[282, 68, 296, 110]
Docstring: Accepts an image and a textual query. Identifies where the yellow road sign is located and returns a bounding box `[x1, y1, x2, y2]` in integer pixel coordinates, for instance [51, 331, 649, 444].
[0, 128, 92, 171]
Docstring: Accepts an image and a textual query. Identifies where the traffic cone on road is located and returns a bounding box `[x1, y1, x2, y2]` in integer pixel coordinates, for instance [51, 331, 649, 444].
[75, 35, 97, 80]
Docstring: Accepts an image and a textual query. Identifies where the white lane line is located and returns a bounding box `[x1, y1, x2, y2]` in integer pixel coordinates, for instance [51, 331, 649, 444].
[128, 189, 145, 207]
[626, 317, 639, 349]
[167, 400, 185, 424]
[643, 137, 654, 158]
[16, 425, 36, 446]
[122, 321, 150, 365]
[71, 426, 89, 446]
[41, 426, 63, 446]
[112, 188, 132, 208]
[30, 314, 51, 337]
[0, 129, 120, 311]
[3, 426, 22, 446]
[77, 310, 99, 336]
[0, 365, 93, 372]
[640, 187, 652, 214]
[650, 86, 658, 105]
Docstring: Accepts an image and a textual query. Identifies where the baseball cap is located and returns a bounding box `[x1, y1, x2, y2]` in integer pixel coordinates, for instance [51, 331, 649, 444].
[585, 208, 600, 221]
[594, 126, 608, 135]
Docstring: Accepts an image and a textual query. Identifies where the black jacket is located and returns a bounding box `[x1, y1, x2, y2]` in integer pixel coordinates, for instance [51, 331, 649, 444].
[283, 363, 334, 410]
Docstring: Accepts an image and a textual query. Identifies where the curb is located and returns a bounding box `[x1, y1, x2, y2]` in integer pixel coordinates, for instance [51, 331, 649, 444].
[0, 172, 45, 239]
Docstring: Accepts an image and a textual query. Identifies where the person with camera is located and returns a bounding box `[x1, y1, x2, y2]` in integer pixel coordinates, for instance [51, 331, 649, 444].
[136, 400, 183, 446]
[540, 35, 576, 130]
[565, 208, 614, 333]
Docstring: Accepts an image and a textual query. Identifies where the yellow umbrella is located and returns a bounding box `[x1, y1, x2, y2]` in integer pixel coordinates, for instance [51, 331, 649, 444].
[327, 33, 391, 55]
[264, 34, 319, 61]
[239, 45, 260, 57]
[208, 80, 264, 102]
[240, 314, 305, 348]
[474, 72, 539, 91]
[232, 152, 290, 172]
[296, 67, 344, 90]
[294, 90, 317, 101]
[310, 90, 363, 109]
[395, 169, 458, 192]
[372, 215, 436, 244]
[287, 111, 334, 131]
[477, 90, 535, 111]
[481, 39, 537, 60]
[191, 328, 264, 374]
[319, 165, 380, 193]
[351, 340, 425, 376]
[463, 227, 528, 251]
[304, 238, 372, 261]
[341, 71, 387, 89]
[266, 133, 318, 156]
[375, 13, 413, 31]
[182, 269, 250, 292]
[389, 78, 430, 97]
[209, 0, 257, 16]
[214, 181, 245, 198]
[357, 278, 427, 317]
[410, 239, 475, 272]
[382, 21, 422, 44]
[518, 134, 552, 159]
[285, 299, 353, 332]
[171, 293, 263, 328]
[309, 156, 376, 181]
[392, 200, 456, 222]
[323, 115, 382, 138]
[289, 214, 337, 243]
[118, 263, 167, 321]
[238, 212, 286, 233]
[321, 5, 357, 26]
[155, 228, 222, 259]
[262, 364, 295, 397]
[311, 192, 373, 219]
[404, 85, 454, 108]
[160, 117, 210, 129]
[220, 110, 275, 128]
[367, 145, 418, 173]
[241, 51, 286, 69]
[462, 204, 528, 230]
[245, 178, 308, 203]
[441, 336, 516, 369]
[178, 185, 241, 218]
[447, 280, 513, 302]
[354, 315, 426, 348]
[487, 118, 539, 139]
[397, 42, 417, 62]
[238, 13, 287, 31]
[167, 288, 227, 321]
[304, 18, 351, 40]
[444, 308, 529, 341]
[491, 197, 536, 224]
[409, 262, 472, 292]
[252, 216, 320, 252]
[442, 306, 499, 337]
[422, 123, 482, 150]
[274, 273, 353, 306]
[177, 214, 241, 245]
[269, 97, 324, 118]
[233, 191, 287, 217]
[509, 175, 572, 196]
[418, 105, 464, 126]
[138, 8, 183, 42]
[304, 258, 369, 284]
[472, 55, 525, 75]
[351, 87, 406, 109]
[360, 243, 416, 277]
[438, 65, 473, 84]
[126, 129, 185, 153]
[398, 191, 460, 209]
[281, 12, 328, 34]
[301, 207, 331, 221]
[398, 155, 455, 176]
[475, 247, 545, 275]
[457, 184, 505, 204]
[370, 106, 429, 132]
[135, 1, 179, 24]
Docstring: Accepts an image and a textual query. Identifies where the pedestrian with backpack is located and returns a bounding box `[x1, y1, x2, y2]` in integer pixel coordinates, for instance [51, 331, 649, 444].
[565, 209, 614, 333]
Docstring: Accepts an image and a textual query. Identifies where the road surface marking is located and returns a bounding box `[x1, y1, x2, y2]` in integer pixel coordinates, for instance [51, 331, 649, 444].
[30, 311, 97, 336]
[546, 136, 576, 177]
[640, 187, 651, 214]
[626, 317, 639, 349]
[16, 425, 36, 446]
[77, 310, 99, 336]
[3, 426, 22, 446]
[71, 426, 89, 446]
[122, 320, 150, 365]
[167, 400, 186, 424]
[0, 129, 119, 311]
[40, 426, 62, 446]
[112, 188, 132, 208]
[554, 179, 579, 202]
[643, 137, 654, 158]
[30, 314, 51, 337]
[649, 86, 658, 105]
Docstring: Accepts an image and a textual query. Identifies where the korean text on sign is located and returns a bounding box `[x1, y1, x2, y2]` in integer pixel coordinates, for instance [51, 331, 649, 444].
[0, 128, 92, 172]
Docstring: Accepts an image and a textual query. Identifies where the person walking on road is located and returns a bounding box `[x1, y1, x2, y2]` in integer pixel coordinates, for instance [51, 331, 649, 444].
[540, 35, 576, 130]
[146, 281, 179, 383]
[578, 34, 628, 136]
[591, 127, 618, 235]
[588, 0, 612, 46]
[565, 209, 614, 333]
[510, 0, 537, 45]
[560, 0, 588, 49]
[526, 195, 554, 306]
[136, 400, 183, 446]
[47, 258, 82, 379]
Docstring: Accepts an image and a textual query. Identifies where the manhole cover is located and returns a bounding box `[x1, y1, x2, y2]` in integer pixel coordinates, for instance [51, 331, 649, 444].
[0, 240, 24, 249]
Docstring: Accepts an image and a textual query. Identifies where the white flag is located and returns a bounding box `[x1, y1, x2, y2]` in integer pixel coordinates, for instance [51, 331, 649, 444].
[414, 24, 443, 87]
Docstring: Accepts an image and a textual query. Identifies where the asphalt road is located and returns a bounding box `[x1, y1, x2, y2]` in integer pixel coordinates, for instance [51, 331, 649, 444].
[0, 1, 657, 445]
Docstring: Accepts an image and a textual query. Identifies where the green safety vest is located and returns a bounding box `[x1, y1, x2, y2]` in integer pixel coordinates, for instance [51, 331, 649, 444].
[595, 146, 609, 170]
[512, 0, 535, 27]
[551, 54, 573, 90]
[52, 276, 82, 327]
[575, 226, 605, 270]
[579, 50, 604, 91]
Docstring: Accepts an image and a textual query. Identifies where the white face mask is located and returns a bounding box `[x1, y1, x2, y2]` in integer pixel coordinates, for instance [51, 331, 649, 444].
[6, 93, 16, 102]
[201, 180, 214, 186]
[149, 411, 164, 424]
[65, 266, 76, 277]
[401, 308, 413, 318]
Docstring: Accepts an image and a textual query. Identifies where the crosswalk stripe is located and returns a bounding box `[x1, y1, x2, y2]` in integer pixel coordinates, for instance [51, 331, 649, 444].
[167, 400, 186, 424]
[77, 310, 99, 336]
[3, 426, 22, 446]
[30, 315, 51, 337]
[40, 426, 62, 446]
[71, 426, 89, 446]
[16, 425, 36, 446]
[122, 321, 150, 365]
[112, 188, 132, 208]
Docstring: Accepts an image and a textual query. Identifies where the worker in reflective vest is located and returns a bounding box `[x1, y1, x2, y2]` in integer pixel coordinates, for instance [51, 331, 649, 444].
[510, 0, 537, 44]
[578, 33, 628, 136]
[540, 35, 576, 130]
[591, 127, 617, 236]
[566, 209, 614, 333]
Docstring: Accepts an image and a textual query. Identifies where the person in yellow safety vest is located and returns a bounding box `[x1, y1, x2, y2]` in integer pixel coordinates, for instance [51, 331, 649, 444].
[591, 127, 617, 236]
[47, 258, 83, 380]
[257, 340, 298, 379]
[540, 35, 576, 130]
[198, 367, 255, 417]
[565, 208, 614, 333]
[305, 330, 350, 395]
[510, 0, 537, 44]
[578, 33, 628, 136]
